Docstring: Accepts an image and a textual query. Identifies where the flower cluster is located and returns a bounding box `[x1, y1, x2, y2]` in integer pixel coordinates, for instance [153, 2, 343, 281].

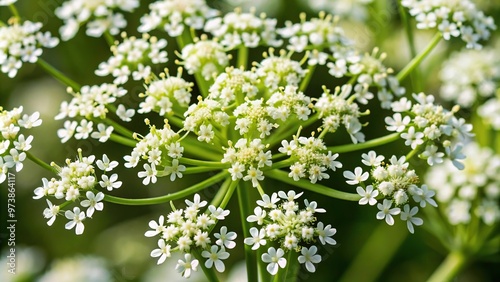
[222, 138, 271, 186]
[0, 106, 42, 182]
[95, 33, 169, 85]
[208, 67, 259, 106]
[278, 12, 350, 56]
[401, 0, 496, 49]
[387, 93, 473, 168]
[33, 151, 122, 234]
[302, 0, 374, 22]
[244, 191, 337, 274]
[0, 19, 59, 78]
[124, 121, 185, 184]
[179, 37, 230, 81]
[138, 70, 193, 115]
[348, 151, 437, 233]
[426, 143, 500, 226]
[478, 99, 500, 130]
[254, 50, 306, 91]
[314, 85, 365, 143]
[145, 194, 236, 278]
[279, 136, 342, 183]
[55, 0, 139, 40]
[440, 46, 500, 107]
[138, 0, 218, 37]
[55, 84, 128, 143]
[204, 8, 282, 49]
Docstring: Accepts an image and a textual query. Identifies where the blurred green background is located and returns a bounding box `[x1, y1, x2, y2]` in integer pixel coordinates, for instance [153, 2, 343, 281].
[1, 0, 499, 281]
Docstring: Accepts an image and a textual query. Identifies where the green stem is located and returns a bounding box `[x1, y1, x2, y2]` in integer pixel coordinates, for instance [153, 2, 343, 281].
[237, 45, 248, 69]
[219, 179, 239, 210]
[209, 176, 232, 208]
[179, 157, 228, 168]
[427, 251, 467, 282]
[183, 167, 223, 174]
[328, 133, 400, 153]
[25, 151, 58, 174]
[405, 146, 420, 161]
[103, 171, 228, 205]
[8, 4, 20, 19]
[266, 169, 361, 201]
[338, 222, 408, 282]
[299, 63, 316, 92]
[396, 32, 441, 82]
[100, 114, 135, 138]
[237, 183, 258, 282]
[37, 58, 81, 91]
[181, 136, 223, 161]
[108, 133, 136, 147]
[103, 31, 115, 46]
[398, 0, 423, 91]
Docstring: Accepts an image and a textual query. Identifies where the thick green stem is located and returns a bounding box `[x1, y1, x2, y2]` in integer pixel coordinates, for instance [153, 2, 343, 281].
[108, 133, 136, 147]
[427, 251, 467, 282]
[104, 31, 115, 46]
[299, 64, 316, 92]
[179, 157, 228, 168]
[328, 133, 400, 153]
[37, 58, 81, 91]
[396, 32, 441, 82]
[103, 171, 228, 205]
[338, 222, 408, 282]
[238, 45, 248, 69]
[8, 4, 20, 19]
[266, 169, 361, 201]
[398, 0, 423, 91]
[181, 137, 223, 161]
[26, 151, 58, 174]
[237, 183, 258, 282]
[99, 114, 135, 138]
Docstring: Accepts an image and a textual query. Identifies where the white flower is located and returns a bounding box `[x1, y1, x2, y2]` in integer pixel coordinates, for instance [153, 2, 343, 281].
[18, 112, 42, 128]
[214, 226, 237, 249]
[244, 227, 266, 250]
[80, 191, 104, 217]
[400, 205, 423, 234]
[343, 167, 369, 185]
[208, 206, 230, 220]
[376, 199, 401, 225]
[247, 207, 266, 225]
[262, 247, 287, 275]
[0, 0, 17, 6]
[385, 113, 410, 132]
[175, 253, 199, 278]
[185, 194, 207, 209]
[356, 185, 379, 206]
[145, 215, 166, 237]
[116, 104, 135, 122]
[257, 193, 279, 209]
[74, 119, 93, 139]
[4, 148, 26, 172]
[13, 134, 33, 151]
[315, 222, 337, 245]
[91, 123, 113, 142]
[412, 184, 437, 208]
[65, 207, 86, 235]
[420, 145, 444, 166]
[138, 163, 157, 185]
[243, 167, 264, 187]
[361, 151, 384, 166]
[99, 174, 122, 191]
[96, 154, 119, 172]
[58, 120, 78, 143]
[150, 239, 171, 265]
[164, 159, 186, 181]
[298, 246, 322, 273]
[43, 199, 59, 226]
[201, 245, 230, 272]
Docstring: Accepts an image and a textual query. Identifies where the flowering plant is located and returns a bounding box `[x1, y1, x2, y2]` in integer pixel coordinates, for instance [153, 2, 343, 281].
[1, 0, 499, 281]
